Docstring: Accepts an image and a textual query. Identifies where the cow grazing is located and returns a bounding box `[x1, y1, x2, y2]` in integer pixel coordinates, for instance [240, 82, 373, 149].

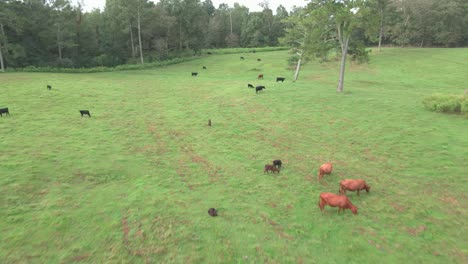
[318, 192, 358, 215]
[264, 164, 280, 174]
[248, 84, 254, 88]
[257, 58, 262, 62]
[339, 179, 370, 196]
[255, 86, 266, 93]
[208, 208, 218, 217]
[47, 85, 52, 90]
[240, 56, 245, 60]
[191, 72, 198, 77]
[203, 66, 207, 70]
[0, 107, 10, 117]
[276, 77, 285, 82]
[318, 162, 333, 181]
[258, 74, 264, 80]
[273, 160, 282, 169]
[79, 110, 91, 117]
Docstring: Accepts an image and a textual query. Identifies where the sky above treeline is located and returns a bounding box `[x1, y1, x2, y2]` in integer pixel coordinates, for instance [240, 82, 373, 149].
[75, 0, 308, 13]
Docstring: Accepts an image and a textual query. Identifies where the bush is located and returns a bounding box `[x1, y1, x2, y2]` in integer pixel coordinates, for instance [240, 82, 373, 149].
[8, 57, 199, 74]
[423, 94, 468, 116]
[202, 46, 288, 55]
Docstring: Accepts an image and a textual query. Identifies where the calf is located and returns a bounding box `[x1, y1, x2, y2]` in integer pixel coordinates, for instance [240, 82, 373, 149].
[0, 107, 10, 117]
[276, 77, 285, 82]
[191, 72, 198, 77]
[318, 192, 358, 215]
[318, 162, 333, 181]
[339, 179, 370, 196]
[273, 160, 282, 169]
[258, 74, 263, 80]
[256, 86, 266, 93]
[203, 66, 207, 70]
[264, 164, 280, 174]
[47, 85, 52, 90]
[257, 58, 262, 62]
[248, 84, 254, 88]
[79, 110, 91, 117]
[208, 208, 218, 217]
[240, 56, 245, 60]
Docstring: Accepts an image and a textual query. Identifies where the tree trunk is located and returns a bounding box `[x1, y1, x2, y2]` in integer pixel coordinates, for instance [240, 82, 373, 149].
[129, 22, 135, 59]
[0, 23, 5, 72]
[293, 52, 302, 81]
[378, 8, 384, 52]
[57, 23, 62, 59]
[179, 23, 182, 50]
[337, 36, 350, 93]
[229, 12, 233, 35]
[0, 42, 4, 72]
[137, 2, 144, 64]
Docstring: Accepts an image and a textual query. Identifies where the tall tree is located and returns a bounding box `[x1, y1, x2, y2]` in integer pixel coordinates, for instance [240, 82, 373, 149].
[284, 0, 376, 92]
[374, 0, 390, 52]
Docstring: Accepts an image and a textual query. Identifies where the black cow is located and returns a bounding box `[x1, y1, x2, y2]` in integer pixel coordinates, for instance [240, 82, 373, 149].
[47, 85, 52, 90]
[257, 58, 262, 62]
[0, 107, 10, 117]
[255, 86, 266, 93]
[240, 56, 245, 60]
[192, 72, 198, 77]
[273, 160, 282, 169]
[248, 84, 254, 88]
[276, 77, 285, 82]
[79, 110, 91, 117]
[207, 52, 212, 55]
[203, 66, 207, 70]
[208, 208, 218, 217]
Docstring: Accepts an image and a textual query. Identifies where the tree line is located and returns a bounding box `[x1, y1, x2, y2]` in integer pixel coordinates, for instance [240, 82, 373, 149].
[0, 0, 466, 72]
[0, 0, 289, 70]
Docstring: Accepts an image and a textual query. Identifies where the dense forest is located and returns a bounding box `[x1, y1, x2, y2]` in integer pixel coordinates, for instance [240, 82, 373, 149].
[0, 0, 466, 70]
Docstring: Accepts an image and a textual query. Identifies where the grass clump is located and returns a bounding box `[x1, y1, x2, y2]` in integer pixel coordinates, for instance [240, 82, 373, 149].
[423, 94, 467, 115]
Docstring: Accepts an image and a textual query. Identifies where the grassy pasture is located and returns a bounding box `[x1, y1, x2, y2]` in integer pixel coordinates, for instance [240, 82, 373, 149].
[0, 48, 467, 263]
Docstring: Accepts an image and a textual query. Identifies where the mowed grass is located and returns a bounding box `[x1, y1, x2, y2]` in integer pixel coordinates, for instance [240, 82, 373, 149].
[0, 48, 467, 263]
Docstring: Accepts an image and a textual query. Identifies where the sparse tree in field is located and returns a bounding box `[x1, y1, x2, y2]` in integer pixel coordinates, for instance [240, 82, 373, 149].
[374, 0, 390, 52]
[283, 0, 377, 92]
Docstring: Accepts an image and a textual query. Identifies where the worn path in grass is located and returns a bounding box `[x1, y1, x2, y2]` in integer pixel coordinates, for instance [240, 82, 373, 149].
[0, 48, 467, 263]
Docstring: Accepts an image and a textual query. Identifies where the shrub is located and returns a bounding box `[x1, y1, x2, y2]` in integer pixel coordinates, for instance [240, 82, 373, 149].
[423, 94, 468, 116]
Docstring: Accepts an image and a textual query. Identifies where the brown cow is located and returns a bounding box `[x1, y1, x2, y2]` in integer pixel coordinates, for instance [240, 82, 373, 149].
[258, 74, 264, 80]
[339, 179, 370, 196]
[318, 162, 333, 181]
[264, 164, 280, 174]
[318, 192, 357, 215]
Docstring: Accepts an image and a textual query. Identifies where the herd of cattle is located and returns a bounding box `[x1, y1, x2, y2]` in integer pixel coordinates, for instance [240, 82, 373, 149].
[191, 55, 286, 94]
[1, 85, 92, 118]
[1, 52, 371, 217]
[262, 160, 371, 216]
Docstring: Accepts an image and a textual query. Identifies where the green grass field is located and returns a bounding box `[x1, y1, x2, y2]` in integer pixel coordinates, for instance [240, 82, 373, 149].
[1, 48, 467, 263]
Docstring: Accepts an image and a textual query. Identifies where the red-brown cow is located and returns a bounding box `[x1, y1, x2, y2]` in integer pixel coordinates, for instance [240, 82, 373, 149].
[339, 179, 370, 196]
[264, 164, 280, 174]
[258, 74, 264, 80]
[318, 162, 333, 181]
[318, 192, 358, 215]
